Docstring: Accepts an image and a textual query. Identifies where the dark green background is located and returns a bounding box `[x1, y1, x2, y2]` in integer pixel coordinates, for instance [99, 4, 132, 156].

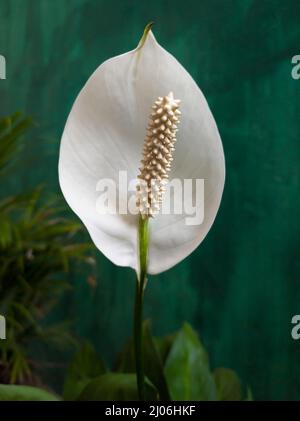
[0, 0, 299, 400]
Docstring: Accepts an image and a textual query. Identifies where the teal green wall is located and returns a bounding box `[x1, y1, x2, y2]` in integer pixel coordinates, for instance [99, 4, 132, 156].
[0, 0, 299, 400]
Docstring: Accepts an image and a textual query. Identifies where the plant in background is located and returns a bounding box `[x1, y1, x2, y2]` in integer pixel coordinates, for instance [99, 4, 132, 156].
[72, 322, 251, 401]
[0, 321, 252, 401]
[58, 23, 229, 401]
[0, 113, 93, 386]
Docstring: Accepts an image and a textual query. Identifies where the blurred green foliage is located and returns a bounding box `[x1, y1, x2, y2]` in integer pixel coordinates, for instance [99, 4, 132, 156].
[0, 113, 92, 385]
[69, 322, 250, 401]
[0, 384, 59, 401]
[63, 342, 106, 400]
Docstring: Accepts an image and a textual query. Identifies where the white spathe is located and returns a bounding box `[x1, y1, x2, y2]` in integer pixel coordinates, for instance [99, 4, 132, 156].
[58, 30, 225, 275]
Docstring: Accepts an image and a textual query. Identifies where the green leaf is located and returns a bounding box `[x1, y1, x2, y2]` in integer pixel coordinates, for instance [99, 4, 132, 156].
[143, 321, 170, 400]
[78, 373, 158, 401]
[213, 368, 242, 401]
[115, 320, 170, 400]
[244, 387, 254, 401]
[164, 323, 217, 401]
[114, 338, 135, 373]
[0, 384, 60, 401]
[63, 342, 106, 401]
[154, 333, 176, 365]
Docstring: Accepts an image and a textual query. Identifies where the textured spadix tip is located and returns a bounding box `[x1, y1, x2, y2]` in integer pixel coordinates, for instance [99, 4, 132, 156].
[136, 92, 181, 218]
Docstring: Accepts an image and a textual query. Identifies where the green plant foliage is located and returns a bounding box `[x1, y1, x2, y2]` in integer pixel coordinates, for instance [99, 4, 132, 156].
[63, 342, 106, 401]
[154, 332, 176, 366]
[115, 320, 170, 400]
[164, 323, 217, 401]
[141, 321, 170, 401]
[244, 387, 254, 401]
[0, 384, 60, 401]
[0, 113, 93, 384]
[0, 112, 32, 177]
[112, 322, 249, 402]
[213, 368, 242, 401]
[78, 373, 158, 401]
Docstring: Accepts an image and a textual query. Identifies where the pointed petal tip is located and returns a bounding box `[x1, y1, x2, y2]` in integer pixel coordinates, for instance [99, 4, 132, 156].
[136, 22, 156, 50]
[144, 21, 155, 35]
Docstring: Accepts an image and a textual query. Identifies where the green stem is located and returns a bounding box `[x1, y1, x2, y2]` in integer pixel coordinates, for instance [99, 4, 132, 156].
[134, 215, 149, 401]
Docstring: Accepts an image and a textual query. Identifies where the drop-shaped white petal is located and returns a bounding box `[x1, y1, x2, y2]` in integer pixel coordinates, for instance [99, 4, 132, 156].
[59, 31, 225, 275]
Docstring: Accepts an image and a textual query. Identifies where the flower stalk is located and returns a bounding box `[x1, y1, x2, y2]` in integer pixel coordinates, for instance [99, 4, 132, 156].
[134, 90, 181, 399]
[134, 215, 149, 400]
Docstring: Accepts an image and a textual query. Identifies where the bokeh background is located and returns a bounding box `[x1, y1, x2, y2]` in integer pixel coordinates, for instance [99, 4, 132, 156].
[0, 0, 299, 400]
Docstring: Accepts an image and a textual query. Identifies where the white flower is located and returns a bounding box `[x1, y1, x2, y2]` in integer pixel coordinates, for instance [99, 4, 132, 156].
[58, 28, 225, 275]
